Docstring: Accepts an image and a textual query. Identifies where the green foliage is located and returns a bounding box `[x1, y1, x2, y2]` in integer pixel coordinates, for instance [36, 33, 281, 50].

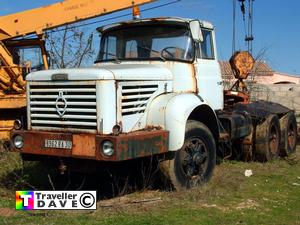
[0, 149, 299, 225]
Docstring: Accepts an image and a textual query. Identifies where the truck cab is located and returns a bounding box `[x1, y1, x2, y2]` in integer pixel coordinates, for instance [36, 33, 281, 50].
[96, 17, 223, 110]
[10, 17, 297, 190]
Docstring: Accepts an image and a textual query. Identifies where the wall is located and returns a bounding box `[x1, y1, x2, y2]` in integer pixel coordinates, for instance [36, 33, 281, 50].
[250, 83, 300, 124]
[254, 73, 300, 84]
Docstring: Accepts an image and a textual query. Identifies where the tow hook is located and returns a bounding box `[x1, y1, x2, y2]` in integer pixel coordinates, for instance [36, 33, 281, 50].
[58, 159, 67, 175]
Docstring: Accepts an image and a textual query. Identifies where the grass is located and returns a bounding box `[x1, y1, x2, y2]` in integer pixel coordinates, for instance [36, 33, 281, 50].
[0, 147, 299, 225]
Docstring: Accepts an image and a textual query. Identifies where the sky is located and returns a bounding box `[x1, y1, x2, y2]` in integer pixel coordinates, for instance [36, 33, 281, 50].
[1, 0, 300, 75]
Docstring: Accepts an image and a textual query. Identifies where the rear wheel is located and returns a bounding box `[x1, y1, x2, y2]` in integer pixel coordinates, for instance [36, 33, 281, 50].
[237, 125, 254, 162]
[240, 142, 253, 162]
[255, 114, 281, 162]
[160, 120, 216, 190]
[280, 112, 297, 156]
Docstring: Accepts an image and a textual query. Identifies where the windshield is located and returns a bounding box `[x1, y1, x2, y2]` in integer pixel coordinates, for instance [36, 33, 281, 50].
[96, 24, 194, 62]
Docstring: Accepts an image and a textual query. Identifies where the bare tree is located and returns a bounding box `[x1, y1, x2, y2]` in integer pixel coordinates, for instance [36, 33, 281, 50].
[46, 25, 95, 69]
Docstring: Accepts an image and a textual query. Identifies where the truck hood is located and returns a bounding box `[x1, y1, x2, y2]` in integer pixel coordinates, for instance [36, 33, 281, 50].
[26, 64, 173, 81]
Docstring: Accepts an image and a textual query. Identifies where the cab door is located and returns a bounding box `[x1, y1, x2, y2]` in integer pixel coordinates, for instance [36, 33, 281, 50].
[194, 29, 223, 110]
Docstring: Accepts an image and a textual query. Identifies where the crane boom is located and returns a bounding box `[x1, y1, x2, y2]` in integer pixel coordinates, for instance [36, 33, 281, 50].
[0, 0, 155, 94]
[0, 0, 156, 140]
[0, 0, 155, 40]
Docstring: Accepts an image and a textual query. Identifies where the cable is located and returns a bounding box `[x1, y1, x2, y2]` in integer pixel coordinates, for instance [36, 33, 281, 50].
[249, 0, 254, 53]
[232, 0, 236, 54]
[245, 0, 254, 53]
[45, 0, 181, 34]
[239, 0, 247, 42]
[247, 0, 251, 52]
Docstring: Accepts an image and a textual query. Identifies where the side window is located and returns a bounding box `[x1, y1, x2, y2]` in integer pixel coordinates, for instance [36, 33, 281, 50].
[200, 29, 215, 60]
[195, 43, 201, 58]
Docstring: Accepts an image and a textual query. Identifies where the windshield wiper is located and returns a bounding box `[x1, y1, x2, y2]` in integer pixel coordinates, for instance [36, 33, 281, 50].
[136, 45, 166, 61]
[95, 51, 120, 64]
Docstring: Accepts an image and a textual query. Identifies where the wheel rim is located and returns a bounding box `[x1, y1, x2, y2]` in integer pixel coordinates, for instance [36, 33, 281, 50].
[180, 137, 208, 187]
[287, 122, 297, 150]
[268, 123, 279, 156]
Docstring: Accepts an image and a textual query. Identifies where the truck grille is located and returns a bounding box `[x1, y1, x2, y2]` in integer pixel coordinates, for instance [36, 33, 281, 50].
[121, 84, 158, 116]
[28, 82, 97, 133]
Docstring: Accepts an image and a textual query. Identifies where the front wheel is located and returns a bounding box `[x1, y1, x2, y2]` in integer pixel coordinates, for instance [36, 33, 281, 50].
[160, 120, 216, 190]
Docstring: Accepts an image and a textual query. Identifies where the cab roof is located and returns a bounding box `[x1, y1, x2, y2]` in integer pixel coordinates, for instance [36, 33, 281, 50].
[97, 17, 214, 33]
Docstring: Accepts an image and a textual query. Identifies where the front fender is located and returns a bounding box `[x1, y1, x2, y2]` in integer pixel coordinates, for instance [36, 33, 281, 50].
[147, 93, 213, 151]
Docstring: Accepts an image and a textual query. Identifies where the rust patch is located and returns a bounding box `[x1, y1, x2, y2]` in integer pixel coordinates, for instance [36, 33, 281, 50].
[224, 90, 250, 106]
[96, 130, 169, 161]
[230, 51, 254, 80]
[142, 125, 163, 131]
[72, 134, 95, 158]
[11, 130, 72, 157]
[191, 62, 198, 93]
[11, 129, 169, 162]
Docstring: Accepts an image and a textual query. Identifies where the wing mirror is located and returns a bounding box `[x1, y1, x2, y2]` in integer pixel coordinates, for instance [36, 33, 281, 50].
[189, 20, 203, 43]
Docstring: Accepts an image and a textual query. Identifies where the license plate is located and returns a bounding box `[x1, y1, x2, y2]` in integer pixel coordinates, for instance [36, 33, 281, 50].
[44, 139, 72, 149]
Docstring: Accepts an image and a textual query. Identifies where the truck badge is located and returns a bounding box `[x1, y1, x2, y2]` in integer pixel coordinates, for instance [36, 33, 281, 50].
[55, 91, 67, 117]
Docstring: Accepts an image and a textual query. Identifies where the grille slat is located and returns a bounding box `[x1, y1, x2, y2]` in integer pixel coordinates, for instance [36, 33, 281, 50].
[31, 114, 97, 120]
[30, 88, 96, 93]
[31, 120, 97, 126]
[121, 93, 153, 100]
[121, 84, 158, 116]
[122, 88, 157, 93]
[30, 102, 97, 106]
[29, 82, 97, 132]
[122, 100, 148, 107]
[122, 106, 147, 113]
[30, 108, 96, 113]
[30, 95, 96, 99]
[31, 126, 96, 133]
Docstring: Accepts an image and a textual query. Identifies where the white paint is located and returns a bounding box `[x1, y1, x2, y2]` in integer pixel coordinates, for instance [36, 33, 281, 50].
[26, 17, 222, 153]
[147, 93, 216, 151]
[26, 64, 172, 81]
[195, 30, 223, 110]
[164, 62, 196, 93]
[195, 59, 223, 110]
[99, 17, 214, 32]
[117, 81, 171, 133]
[97, 80, 116, 134]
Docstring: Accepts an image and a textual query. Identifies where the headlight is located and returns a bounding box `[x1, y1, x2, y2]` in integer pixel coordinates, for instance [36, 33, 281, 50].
[14, 135, 24, 149]
[102, 140, 114, 156]
[14, 119, 22, 130]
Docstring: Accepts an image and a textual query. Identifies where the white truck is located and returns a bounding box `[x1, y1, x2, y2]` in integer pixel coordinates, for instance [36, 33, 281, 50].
[10, 17, 297, 190]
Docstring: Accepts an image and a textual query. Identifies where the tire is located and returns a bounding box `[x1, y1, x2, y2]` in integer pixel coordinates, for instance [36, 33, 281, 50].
[236, 125, 254, 162]
[280, 112, 297, 156]
[255, 114, 281, 162]
[160, 120, 216, 190]
[240, 143, 253, 162]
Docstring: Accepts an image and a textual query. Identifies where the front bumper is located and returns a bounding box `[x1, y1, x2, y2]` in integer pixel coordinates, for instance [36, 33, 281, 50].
[10, 130, 169, 161]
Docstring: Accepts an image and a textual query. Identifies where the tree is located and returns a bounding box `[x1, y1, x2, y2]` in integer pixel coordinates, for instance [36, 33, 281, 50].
[46, 25, 95, 69]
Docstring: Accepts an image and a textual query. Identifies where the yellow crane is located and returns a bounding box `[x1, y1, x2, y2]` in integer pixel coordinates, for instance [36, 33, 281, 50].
[0, 0, 155, 140]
